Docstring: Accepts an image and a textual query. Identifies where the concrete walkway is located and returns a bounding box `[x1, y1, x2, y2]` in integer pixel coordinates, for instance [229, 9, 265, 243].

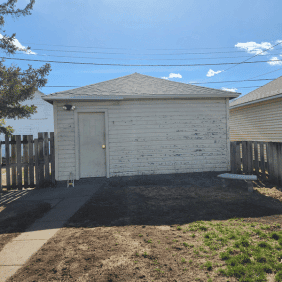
[0, 177, 107, 281]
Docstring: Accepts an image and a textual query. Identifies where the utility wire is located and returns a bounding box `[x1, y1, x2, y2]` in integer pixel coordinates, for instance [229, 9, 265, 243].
[26, 48, 255, 55]
[21, 42, 282, 52]
[15, 52, 282, 61]
[220, 41, 282, 73]
[1, 56, 282, 66]
[41, 78, 279, 88]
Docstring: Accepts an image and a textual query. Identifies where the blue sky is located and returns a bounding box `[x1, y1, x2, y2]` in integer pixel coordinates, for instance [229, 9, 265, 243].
[2, 0, 282, 99]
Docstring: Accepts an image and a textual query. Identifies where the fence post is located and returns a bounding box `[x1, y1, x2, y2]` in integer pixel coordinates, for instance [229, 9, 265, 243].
[242, 141, 248, 174]
[267, 142, 274, 182]
[23, 135, 29, 188]
[259, 142, 266, 181]
[0, 140, 2, 191]
[50, 132, 55, 185]
[11, 135, 16, 189]
[5, 134, 10, 190]
[44, 132, 50, 183]
[235, 141, 241, 173]
[38, 133, 44, 188]
[278, 142, 282, 187]
[246, 141, 252, 174]
[16, 135, 22, 190]
[254, 141, 259, 177]
[34, 138, 39, 188]
[28, 135, 34, 188]
[230, 142, 236, 173]
[273, 142, 279, 186]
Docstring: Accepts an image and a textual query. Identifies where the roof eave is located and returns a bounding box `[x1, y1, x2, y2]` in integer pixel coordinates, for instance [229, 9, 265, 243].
[229, 93, 282, 109]
[42, 93, 240, 103]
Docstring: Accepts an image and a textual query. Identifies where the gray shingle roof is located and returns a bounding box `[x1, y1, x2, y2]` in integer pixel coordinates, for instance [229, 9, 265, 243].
[43, 73, 239, 102]
[229, 76, 282, 108]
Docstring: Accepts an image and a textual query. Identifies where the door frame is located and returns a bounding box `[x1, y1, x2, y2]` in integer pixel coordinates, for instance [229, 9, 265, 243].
[74, 109, 110, 179]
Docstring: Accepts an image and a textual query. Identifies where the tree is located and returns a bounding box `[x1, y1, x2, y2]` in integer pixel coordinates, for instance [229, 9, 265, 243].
[0, 0, 51, 137]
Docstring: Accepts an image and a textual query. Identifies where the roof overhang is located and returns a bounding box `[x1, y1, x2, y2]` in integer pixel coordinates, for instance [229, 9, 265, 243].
[42, 93, 240, 105]
[229, 92, 282, 110]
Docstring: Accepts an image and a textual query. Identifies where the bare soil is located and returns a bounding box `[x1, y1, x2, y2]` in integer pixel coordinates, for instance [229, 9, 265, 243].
[6, 171, 282, 282]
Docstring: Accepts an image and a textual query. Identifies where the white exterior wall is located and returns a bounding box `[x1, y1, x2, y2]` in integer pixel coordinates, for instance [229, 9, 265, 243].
[0, 91, 54, 157]
[54, 98, 229, 181]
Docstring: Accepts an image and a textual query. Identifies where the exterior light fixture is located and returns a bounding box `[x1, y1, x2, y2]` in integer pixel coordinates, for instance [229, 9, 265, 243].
[63, 104, 75, 111]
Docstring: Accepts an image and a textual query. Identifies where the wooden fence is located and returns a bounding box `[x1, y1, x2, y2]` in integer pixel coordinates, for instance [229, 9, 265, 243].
[0, 132, 55, 190]
[230, 141, 282, 186]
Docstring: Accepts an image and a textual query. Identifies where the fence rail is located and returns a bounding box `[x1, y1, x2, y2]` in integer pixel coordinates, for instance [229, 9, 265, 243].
[0, 132, 55, 190]
[230, 141, 282, 187]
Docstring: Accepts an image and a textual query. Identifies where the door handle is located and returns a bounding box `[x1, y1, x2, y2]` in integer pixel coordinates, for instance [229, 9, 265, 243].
[102, 145, 106, 149]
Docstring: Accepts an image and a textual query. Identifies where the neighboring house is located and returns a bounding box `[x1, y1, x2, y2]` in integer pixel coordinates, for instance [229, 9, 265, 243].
[0, 90, 54, 157]
[229, 76, 282, 141]
[229, 76, 282, 159]
[42, 72, 239, 181]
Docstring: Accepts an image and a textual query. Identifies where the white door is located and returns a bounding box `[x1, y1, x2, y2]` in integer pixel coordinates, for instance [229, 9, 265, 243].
[78, 112, 106, 177]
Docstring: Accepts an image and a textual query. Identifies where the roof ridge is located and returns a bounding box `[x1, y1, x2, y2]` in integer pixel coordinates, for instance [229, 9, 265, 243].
[134, 73, 238, 95]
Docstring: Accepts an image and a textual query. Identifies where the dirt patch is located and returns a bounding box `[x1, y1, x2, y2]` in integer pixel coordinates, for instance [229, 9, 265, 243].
[7, 171, 282, 282]
[0, 200, 52, 252]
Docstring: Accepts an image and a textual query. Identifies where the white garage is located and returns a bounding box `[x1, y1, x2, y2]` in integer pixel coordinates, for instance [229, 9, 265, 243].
[42, 73, 239, 181]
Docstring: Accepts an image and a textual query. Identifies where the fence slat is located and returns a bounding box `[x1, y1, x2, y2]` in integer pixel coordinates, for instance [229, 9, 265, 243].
[1, 132, 55, 190]
[273, 142, 279, 186]
[259, 142, 266, 181]
[50, 132, 55, 185]
[230, 142, 236, 173]
[38, 133, 44, 188]
[5, 134, 10, 190]
[278, 143, 282, 187]
[44, 132, 50, 183]
[242, 141, 248, 174]
[247, 141, 253, 174]
[28, 135, 34, 188]
[34, 138, 39, 189]
[11, 135, 16, 189]
[267, 143, 274, 182]
[16, 135, 22, 190]
[0, 140, 2, 191]
[254, 141, 259, 177]
[23, 135, 29, 188]
[235, 141, 241, 173]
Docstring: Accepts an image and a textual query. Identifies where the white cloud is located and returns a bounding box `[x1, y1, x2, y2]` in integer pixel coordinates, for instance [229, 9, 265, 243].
[0, 34, 36, 55]
[235, 41, 273, 55]
[206, 69, 223, 77]
[161, 73, 182, 80]
[222, 87, 238, 92]
[267, 57, 282, 66]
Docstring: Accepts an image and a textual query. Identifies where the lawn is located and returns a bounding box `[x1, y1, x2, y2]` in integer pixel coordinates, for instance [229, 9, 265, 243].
[3, 170, 282, 282]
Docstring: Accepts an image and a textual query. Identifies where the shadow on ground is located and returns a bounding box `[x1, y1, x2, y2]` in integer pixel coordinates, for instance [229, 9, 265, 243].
[65, 171, 282, 228]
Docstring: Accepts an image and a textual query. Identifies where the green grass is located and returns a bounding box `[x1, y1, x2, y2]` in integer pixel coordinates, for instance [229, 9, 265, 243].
[194, 219, 282, 281]
[136, 218, 282, 281]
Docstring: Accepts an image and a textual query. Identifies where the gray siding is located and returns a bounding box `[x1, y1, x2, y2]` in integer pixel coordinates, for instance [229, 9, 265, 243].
[54, 99, 228, 180]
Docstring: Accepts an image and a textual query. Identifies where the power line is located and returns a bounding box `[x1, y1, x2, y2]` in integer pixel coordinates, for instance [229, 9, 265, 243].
[1, 56, 282, 67]
[16, 52, 282, 61]
[27, 48, 254, 55]
[20, 42, 262, 50]
[41, 78, 279, 88]
[221, 41, 282, 73]
[191, 78, 276, 84]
